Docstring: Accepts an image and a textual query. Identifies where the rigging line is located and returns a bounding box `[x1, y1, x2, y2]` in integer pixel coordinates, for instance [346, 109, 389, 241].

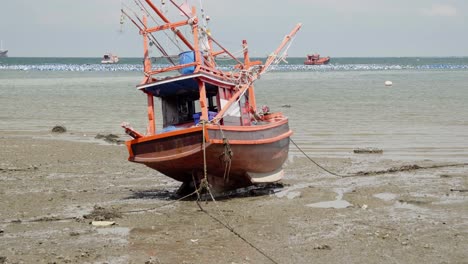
[126, 2, 171, 53]
[204, 30, 245, 66]
[199, 0, 207, 30]
[197, 0, 210, 52]
[134, 0, 184, 52]
[121, 8, 145, 32]
[148, 32, 178, 65]
[290, 137, 468, 178]
[214, 47, 248, 61]
[134, 12, 169, 56]
[169, 0, 191, 18]
[134, 0, 182, 56]
[263, 34, 297, 75]
[123, 3, 177, 65]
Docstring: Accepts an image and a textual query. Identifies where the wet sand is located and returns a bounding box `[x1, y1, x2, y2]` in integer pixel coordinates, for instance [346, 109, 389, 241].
[1, 131, 467, 264]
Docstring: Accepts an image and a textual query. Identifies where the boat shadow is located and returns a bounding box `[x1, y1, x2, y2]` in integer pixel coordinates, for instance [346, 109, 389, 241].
[124, 182, 286, 201]
[125, 189, 178, 200]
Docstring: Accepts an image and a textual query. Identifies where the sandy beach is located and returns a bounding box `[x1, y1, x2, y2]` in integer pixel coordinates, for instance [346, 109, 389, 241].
[1, 130, 467, 264]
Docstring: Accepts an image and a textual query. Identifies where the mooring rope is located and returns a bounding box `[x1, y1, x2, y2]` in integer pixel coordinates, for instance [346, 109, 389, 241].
[290, 137, 468, 178]
[290, 138, 347, 177]
[196, 120, 280, 264]
[195, 200, 280, 264]
[215, 122, 233, 182]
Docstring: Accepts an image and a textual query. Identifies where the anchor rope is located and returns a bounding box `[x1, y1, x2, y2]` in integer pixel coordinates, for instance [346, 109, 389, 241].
[199, 120, 232, 225]
[290, 138, 347, 177]
[197, 120, 280, 264]
[195, 200, 280, 264]
[290, 137, 468, 178]
[214, 122, 233, 182]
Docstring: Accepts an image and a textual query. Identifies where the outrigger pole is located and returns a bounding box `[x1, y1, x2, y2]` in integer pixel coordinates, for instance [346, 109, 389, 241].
[213, 23, 302, 122]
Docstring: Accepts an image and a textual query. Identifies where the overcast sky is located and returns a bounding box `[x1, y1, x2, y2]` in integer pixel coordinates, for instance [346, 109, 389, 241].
[1, 0, 467, 57]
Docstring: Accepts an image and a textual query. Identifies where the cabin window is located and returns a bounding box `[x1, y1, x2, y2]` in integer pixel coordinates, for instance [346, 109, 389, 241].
[161, 96, 196, 127]
[161, 92, 219, 127]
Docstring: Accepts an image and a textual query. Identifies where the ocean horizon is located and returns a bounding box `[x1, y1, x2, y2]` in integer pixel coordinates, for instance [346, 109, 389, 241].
[1, 56, 468, 72]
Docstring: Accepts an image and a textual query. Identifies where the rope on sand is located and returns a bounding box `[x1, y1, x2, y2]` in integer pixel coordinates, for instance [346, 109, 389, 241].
[290, 138, 468, 178]
[195, 121, 280, 264]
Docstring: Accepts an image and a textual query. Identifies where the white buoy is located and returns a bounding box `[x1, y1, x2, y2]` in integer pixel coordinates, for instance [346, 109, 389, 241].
[385, 81, 393, 86]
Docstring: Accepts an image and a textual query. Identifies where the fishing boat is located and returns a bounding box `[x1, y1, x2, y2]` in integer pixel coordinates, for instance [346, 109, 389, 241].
[0, 40, 8, 58]
[101, 53, 119, 64]
[120, 0, 301, 194]
[304, 54, 330, 65]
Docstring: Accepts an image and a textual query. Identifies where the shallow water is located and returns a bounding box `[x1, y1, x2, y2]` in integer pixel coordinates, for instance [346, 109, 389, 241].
[1, 64, 467, 163]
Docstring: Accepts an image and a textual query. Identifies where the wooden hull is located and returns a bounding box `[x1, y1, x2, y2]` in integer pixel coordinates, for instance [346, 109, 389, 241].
[125, 118, 291, 192]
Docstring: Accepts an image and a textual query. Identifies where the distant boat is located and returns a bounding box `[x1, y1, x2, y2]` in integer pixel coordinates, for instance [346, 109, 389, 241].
[101, 53, 119, 64]
[304, 54, 330, 65]
[0, 40, 7, 58]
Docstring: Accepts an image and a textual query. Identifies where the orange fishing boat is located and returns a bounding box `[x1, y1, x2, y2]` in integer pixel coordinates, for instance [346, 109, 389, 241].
[304, 54, 330, 65]
[120, 0, 301, 194]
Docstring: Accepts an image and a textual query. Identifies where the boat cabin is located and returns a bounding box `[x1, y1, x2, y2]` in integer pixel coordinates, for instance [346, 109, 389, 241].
[137, 66, 254, 133]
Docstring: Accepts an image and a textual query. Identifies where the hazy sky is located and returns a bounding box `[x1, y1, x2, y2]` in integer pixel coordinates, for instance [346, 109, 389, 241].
[1, 0, 467, 57]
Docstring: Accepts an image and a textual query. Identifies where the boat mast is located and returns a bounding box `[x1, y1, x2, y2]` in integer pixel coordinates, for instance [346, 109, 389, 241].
[142, 15, 156, 135]
[242, 40, 261, 113]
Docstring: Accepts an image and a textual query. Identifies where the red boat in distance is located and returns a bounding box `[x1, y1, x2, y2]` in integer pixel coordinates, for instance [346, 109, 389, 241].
[304, 54, 330, 65]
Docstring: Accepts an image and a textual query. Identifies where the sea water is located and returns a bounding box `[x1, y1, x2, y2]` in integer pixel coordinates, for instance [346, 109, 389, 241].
[1, 57, 467, 162]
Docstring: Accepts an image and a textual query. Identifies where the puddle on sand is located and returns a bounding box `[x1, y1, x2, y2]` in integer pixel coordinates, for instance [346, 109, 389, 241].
[276, 191, 301, 199]
[306, 188, 353, 209]
[373, 192, 397, 201]
[96, 227, 130, 236]
[95, 227, 130, 245]
[307, 200, 353, 209]
[275, 183, 310, 199]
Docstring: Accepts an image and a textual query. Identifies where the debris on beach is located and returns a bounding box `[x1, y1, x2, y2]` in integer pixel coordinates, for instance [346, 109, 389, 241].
[450, 189, 468, 193]
[91, 221, 116, 227]
[95, 133, 125, 145]
[83, 205, 122, 221]
[313, 244, 331, 250]
[51, 125, 67, 133]
[0, 165, 38, 172]
[353, 148, 383, 154]
[281, 104, 292, 108]
[356, 164, 422, 176]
